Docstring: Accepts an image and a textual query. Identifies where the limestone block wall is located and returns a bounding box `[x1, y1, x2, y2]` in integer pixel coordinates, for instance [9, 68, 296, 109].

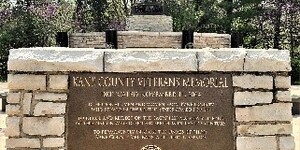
[6, 47, 294, 150]
[69, 32, 230, 49]
[126, 15, 173, 32]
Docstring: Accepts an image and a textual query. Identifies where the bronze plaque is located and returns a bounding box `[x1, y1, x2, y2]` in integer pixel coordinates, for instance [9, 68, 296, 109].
[68, 73, 234, 150]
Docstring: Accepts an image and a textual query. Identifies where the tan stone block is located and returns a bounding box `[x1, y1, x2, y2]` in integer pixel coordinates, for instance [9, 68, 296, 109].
[70, 32, 104, 37]
[276, 91, 292, 102]
[0, 137, 5, 149]
[34, 92, 67, 101]
[23, 117, 64, 136]
[234, 91, 273, 106]
[8, 74, 46, 90]
[118, 31, 139, 36]
[236, 137, 276, 150]
[279, 136, 295, 150]
[105, 50, 197, 72]
[127, 15, 173, 32]
[123, 36, 177, 48]
[0, 113, 6, 128]
[198, 50, 246, 71]
[237, 124, 292, 135]
[33, 102, 66, 116]
[49, 75, 68, 90]
[43, 138, 65, 147]
[292, 116, 300, 150]
[7, 92, 21, 104]
[23, 93, 32, 115]
[6, 105, 21, 115]
[244, 50, 291, 72]
[6, 138, 40, 148]
[5, 117, 20, 137]
[233, 74, 273, 89]
[236, 103, 293, 122]
[275, 76, 291, 89]
[8, 48, 104, 72]
[159, 32, 181, 37]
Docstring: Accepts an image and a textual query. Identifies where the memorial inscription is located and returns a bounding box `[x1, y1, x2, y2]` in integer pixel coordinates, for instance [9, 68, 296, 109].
[68, 73, 234, 150]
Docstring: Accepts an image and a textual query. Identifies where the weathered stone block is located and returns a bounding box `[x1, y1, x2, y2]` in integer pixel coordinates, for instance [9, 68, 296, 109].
[70, 32, 105, 37]
[279, 136, 295, 150]
[234, 91, 273, 106]
[237, 124, 292, 135]
[7, 92, 21, 104]
[8, 48, 104, 72]
[23, 93, 32, 115]
[49, 75, 68, 90]
[244, 50, 291, 72]
[233, 74, 273, 89]
[200, 33, 231, 38]
[8, 74, 46, 90]
[126, 15, 173, 32]
[276, 91, 292, 102]
[33, 102, 66, 116]
[43, 138, 65, 147]
[105, 50, 197, 72]
[0, 137, 5, 150]
[23, 117, 64, 136]
[0, 113, 6, 128]
[236, 103, 293, 122]
[5, 117, 20, 137]
[6, 105, 21, 115]
[34, 92, 67, 101]
[275, 76, 291, 89]
[6, 138, 40, 148]
[198, 49, 246, 71]
[122, 35, 180, 48]
[158, 32, 182, 37]
[236, 137, 276, 150]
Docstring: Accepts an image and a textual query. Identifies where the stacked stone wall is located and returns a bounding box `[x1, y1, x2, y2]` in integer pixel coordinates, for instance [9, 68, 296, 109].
[69, 32, 230, 49]
[6, 48, 294, 149]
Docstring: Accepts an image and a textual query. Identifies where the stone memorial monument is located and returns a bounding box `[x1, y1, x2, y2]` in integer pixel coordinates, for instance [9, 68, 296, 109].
[4, 4, 295, 150]
[126, 0, 172, 32]
[6, 47, 294, 150]
[131, 0, 164, 15]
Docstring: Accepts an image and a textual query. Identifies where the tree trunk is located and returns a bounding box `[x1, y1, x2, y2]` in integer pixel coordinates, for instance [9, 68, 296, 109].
[225, 0, 233, 34]
[75, 0, 85, 32]
[273, 0, 282, 49]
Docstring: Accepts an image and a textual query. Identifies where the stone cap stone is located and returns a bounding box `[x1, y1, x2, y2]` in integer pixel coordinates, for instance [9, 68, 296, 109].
[69, 32, 105, 37]
[8, 47, 104, 72]
[70, 31, 230, 38]
[8, 47, 291, 72]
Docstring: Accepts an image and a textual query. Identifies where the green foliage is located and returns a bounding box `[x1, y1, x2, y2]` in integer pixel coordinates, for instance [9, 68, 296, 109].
[165, 0, 201, 31]
[0, 12, 50, 80]
[0, 0, 75, 81]
[106, 0, 127, 30]
[292, 46, 300, 84]
[89, 0, 108, 31]
[74, 0, 129, 31]
[52, 1, 76, 32]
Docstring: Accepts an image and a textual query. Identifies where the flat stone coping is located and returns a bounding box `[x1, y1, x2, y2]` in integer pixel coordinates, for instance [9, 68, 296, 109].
[70, 31, 230, 38]
[8, 47, 291, 72]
